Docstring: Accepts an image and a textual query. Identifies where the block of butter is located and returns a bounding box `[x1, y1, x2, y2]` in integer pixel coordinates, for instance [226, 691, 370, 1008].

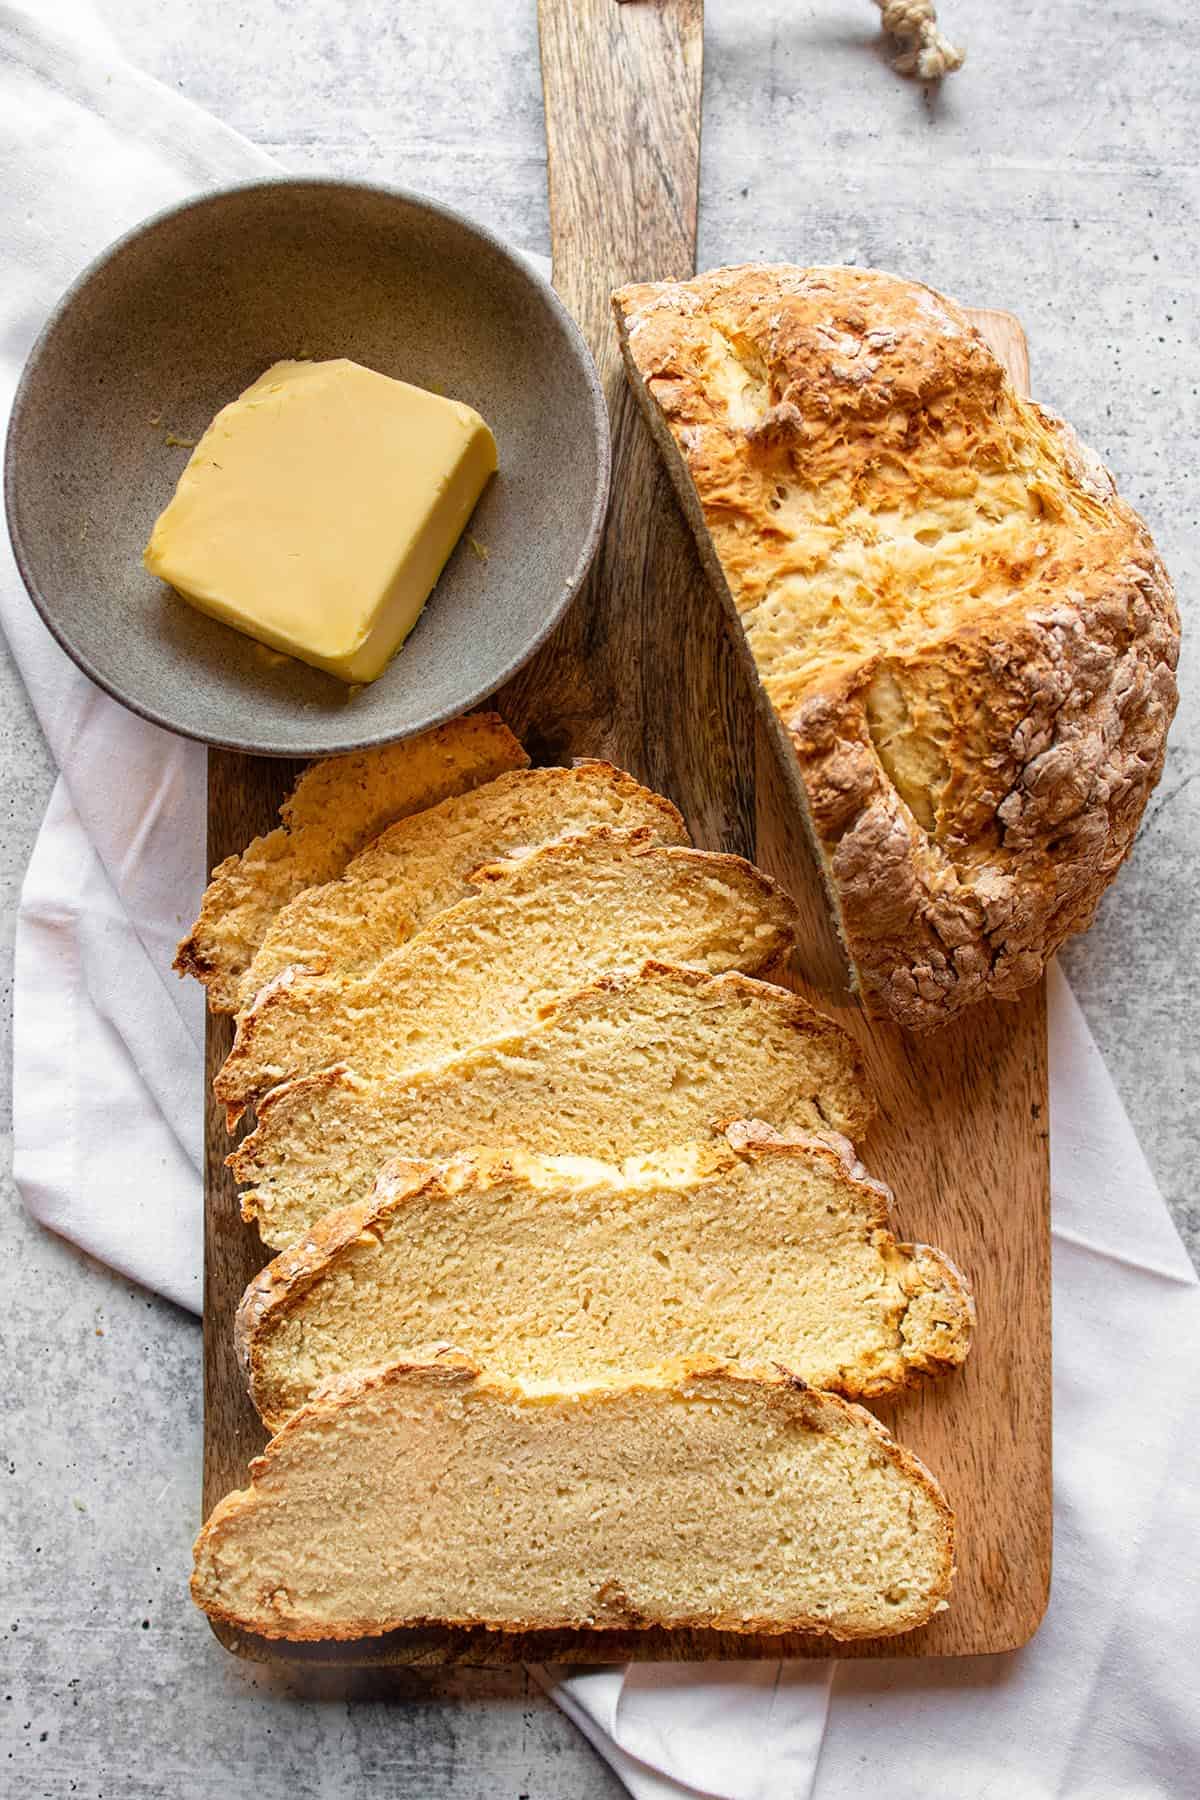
[144, 358, 497, 684]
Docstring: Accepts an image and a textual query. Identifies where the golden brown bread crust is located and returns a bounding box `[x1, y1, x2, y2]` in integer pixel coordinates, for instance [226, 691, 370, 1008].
[176, 713, 528, 1012]
[232, 1160, 436, 1400]
[234, 1124, 974, 1430]
[213, 828, 801, 1125]
[191, 1355, 955, 1641]
[613, 264, 1180, 1030]
[234, 759, 691, 1009]
[226, 960, 878, 1235]
[721, 1120, 975, 1388]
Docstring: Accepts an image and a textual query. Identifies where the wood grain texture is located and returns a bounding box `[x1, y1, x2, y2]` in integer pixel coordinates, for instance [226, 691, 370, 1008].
[202, 0, 1050, 1665]
[202, 753, 303, 1543]
[495, 0, 757, 852]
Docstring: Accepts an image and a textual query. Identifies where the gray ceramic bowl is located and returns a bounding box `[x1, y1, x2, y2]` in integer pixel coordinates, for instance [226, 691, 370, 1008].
[5, 180, 608, 755]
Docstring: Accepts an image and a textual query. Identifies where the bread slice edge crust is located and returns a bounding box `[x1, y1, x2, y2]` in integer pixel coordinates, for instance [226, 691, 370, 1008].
[177, 713, 528, 1012]
[214, 830, 802, 1125]
[191, 1354, 956, 1643]
[234, 1124, 974, 1432]
[234, 759, 692, 1010]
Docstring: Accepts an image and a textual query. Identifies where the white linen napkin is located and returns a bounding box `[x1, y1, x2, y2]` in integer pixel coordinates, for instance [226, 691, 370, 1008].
[2, 0, 278, 1307]
[3, 6, 1197, 1796]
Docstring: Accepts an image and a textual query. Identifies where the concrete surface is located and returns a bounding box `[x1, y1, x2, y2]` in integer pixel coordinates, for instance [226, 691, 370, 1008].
[2, 2, 1196, 1795]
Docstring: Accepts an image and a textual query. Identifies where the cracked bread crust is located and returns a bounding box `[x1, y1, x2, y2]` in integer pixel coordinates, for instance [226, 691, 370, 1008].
[191, 1354, 955, 1642]
[613, 264, 1180, 1030]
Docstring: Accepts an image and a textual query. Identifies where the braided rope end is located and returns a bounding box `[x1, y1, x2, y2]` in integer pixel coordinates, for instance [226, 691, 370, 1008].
[876, 0, 965, 80]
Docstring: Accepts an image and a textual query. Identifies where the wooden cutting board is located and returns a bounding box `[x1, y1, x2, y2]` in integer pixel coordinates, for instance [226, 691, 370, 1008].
[202, 0, 1051, 1664]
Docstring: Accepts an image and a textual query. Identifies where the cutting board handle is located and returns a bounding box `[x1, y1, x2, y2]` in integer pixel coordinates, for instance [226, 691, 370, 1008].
[539, 0, 702, 378]
[498, 0, 762, 849]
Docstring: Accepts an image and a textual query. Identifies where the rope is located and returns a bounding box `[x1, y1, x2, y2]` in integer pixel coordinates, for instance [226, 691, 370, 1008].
[873, 0, 965, 80]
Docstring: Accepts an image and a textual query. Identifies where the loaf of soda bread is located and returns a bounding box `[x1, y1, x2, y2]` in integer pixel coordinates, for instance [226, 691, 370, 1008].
[614, 265, 1179, 1030]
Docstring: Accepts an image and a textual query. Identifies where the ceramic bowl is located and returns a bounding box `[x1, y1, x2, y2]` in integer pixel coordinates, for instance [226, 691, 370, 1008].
[5, 179, 608, 755]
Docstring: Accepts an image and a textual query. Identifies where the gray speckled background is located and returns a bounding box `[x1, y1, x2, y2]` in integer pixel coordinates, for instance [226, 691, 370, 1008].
[2, 3, 1196, 1795]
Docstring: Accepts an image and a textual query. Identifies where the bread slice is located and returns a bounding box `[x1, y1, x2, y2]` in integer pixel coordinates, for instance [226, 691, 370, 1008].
[230, 962, 874, 1250]
[235, 762, 689, 1008]
[214, 830, 798, 1123]
[191, 1355, 954, 1641]
[237, 1123, 973, 1433]
[176, 713, 527, 1012]
[613, 265, 1179, 1029]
